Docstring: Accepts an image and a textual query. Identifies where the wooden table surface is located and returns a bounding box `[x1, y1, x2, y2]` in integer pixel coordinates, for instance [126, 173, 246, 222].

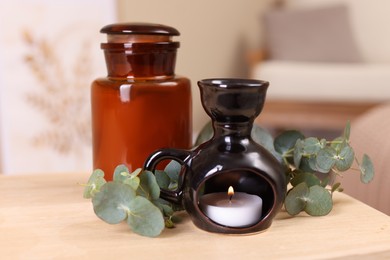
[1, 173, 390, 259]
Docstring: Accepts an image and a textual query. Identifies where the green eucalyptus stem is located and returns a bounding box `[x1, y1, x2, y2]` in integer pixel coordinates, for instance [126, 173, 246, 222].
[326, 140, 345, 145]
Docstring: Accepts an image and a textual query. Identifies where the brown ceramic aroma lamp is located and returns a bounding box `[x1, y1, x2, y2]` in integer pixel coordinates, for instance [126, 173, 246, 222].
[144, 78, 286, 234]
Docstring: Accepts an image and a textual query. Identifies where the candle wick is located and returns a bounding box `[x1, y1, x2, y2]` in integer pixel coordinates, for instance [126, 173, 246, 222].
[229, 194, 233, 202]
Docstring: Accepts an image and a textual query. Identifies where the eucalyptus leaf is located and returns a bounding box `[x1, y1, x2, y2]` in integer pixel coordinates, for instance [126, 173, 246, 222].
[152, 198, 175, 217]
[164, 160, 182, 191]
[307, 155, 319, 172]
[155, 170, 170, 190]
[124, 168, 142, 190]
[360, 154, 375, 183]
[252, 125, 283, 163]
[316, 147, 337, 173]
[290, 172, 321, 187]
[123, 176, 140, 190]
[293, 139, 304, 167]
[164, 160, 181, 182]
[252, 124, 274, 150]
[159, 203, 175, 217]
[343, 120, 351, 141]
[127, 196, 165, 237]
[138, 170, 160, 200]
[300, 156, 317, 173]
[275, 130, 305, 156]
[305, 185, 333, 216]
[113, 164, 130, 182]
[113, 166, 141, 190]
[334, 145, 355, 171]
[303, 137, 321, 154]
[83, 169, 106, 199]
[92, 182, 135, 224]
[285, 182, 309, 215]
[194, 121, 214, 146]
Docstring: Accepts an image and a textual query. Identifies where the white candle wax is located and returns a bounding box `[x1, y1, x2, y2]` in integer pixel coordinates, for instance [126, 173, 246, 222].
[199, 192, 263, 227]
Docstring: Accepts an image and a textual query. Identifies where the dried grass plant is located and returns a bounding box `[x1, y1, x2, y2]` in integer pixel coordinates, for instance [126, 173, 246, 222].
[22, 30, 92, 155]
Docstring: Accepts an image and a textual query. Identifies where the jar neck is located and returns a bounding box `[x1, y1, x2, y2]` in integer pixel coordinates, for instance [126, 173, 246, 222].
[102, 44, 178, 79]
[213, 121, 253, 138]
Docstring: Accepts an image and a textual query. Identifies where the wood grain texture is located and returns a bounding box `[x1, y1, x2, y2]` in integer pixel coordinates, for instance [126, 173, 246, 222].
[1, 173, 389, 259]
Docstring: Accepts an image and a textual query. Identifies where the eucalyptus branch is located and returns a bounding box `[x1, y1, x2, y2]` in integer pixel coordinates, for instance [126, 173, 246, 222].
[83, 121, 375, 237]
[268, 121, 374, 216]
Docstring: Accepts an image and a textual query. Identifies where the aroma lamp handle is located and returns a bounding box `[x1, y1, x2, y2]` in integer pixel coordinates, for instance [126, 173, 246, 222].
[143, 148, 191, 205]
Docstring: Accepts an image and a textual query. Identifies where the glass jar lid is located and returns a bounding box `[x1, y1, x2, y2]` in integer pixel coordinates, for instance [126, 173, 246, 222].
[101, 23, 180, 43]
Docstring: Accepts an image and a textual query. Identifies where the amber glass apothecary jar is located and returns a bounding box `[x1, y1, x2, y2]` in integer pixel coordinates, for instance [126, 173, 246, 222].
[91, 23, 192, 180]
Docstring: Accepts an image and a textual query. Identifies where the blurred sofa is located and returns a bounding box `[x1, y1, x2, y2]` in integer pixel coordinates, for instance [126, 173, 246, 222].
[251, 0, 390, 215]
[250, 0, 390, 135]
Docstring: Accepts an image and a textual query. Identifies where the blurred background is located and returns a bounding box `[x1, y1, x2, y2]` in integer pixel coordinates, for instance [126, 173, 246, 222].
[0, 0, 389, 176]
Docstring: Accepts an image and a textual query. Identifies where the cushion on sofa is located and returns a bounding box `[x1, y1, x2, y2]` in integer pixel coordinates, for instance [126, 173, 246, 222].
[263, 4, 363, 63]
[285, 0, 390, 63]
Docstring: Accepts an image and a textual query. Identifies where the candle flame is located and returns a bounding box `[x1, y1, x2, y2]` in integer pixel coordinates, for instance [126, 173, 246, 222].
[228, 186, 234, 201]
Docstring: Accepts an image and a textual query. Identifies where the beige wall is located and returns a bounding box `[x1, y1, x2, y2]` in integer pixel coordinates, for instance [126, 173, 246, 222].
[117, 0, 272, 134]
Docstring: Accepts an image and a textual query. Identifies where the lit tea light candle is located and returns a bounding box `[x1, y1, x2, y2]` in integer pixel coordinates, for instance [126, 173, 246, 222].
[199, 186, 263, 227]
